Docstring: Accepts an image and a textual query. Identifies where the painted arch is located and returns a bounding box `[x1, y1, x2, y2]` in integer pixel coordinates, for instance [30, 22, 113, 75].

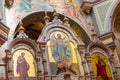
[14, 11, 90, 47]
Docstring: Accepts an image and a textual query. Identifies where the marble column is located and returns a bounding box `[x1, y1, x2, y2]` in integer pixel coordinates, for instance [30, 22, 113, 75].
[5, 50, 13, 80]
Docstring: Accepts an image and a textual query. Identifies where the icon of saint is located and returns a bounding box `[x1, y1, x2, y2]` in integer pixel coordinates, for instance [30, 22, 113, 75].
[96, 56, 108, 80]
[16, 52, 30, 80]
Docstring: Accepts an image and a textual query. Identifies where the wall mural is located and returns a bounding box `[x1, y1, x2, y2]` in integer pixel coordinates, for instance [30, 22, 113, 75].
[63, 0, 79, 18]
[47, 31, 80, 75]
[18, 0, 32, 12]
[13, 0, 81, 19]
[13, 49, 35, 79]
[91, 53, 112, 80]
[6, 0, 90, 36]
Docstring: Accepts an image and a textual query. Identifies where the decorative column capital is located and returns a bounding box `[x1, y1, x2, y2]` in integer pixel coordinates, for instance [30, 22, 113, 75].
[77, 44, 85, 51]
[99, 32, 115, 51]
[5, 49, 11, 55]
[4, 49, 12, 61]
[42, 59, 47, 64]
[39, 42, 46, 51]
[35, 54, 41, 61]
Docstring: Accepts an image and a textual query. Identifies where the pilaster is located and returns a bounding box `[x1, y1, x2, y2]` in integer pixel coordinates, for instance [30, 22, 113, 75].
[5, 50, 13, 80]
[39, 42, 48, 80]
[77, 44, 91, 80]
[85, 53, 95, 80]
[35, 51, 42, 80]
[109, 54, 119, 80]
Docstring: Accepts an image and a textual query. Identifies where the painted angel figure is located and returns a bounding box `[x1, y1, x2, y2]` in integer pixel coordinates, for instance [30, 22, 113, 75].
[50, 33, 71, 64]
[63, 0, 78, 18]
[16, 52, 30, 80]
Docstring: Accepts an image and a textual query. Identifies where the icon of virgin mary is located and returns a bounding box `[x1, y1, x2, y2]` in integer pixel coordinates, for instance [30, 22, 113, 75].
[50, 33, 71, 64]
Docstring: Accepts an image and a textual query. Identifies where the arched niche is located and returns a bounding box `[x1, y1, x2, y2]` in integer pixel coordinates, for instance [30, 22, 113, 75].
[47, 31, 80, 75]
[87, 40, 112, 57]
[13, 49, 36, 79]
[37, 19, 85, 78]
[86, 39, 114, 80]
[37, 24, 84, 46]
[91, 50, 112, 80]
[14, 11, 90, 47]
[5, 32, 40, 80]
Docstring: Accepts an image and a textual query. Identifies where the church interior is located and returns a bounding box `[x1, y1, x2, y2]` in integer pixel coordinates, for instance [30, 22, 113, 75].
[0, 0, 120, 80]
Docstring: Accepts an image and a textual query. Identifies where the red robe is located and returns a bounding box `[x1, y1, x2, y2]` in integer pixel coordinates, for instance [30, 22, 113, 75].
[96, 60, 108, 80]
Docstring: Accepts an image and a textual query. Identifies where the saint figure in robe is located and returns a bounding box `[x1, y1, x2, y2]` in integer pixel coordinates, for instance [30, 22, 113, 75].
[96, 56, 108, 80]
[50, 33, 71, 63]
[16, 52, 30, 80]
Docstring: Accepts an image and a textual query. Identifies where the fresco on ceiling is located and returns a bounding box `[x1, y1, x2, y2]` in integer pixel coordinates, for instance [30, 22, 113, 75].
[47, 31, 80, 75]
[91, 53, 112, 80]
[18, 0, 32, 12]
[63, 0, 81, 18]
[6, 0, 89, 33]
[63, 0, 87, 29]
[14, 0, 81, 17]
[13, 49, 36, 79]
